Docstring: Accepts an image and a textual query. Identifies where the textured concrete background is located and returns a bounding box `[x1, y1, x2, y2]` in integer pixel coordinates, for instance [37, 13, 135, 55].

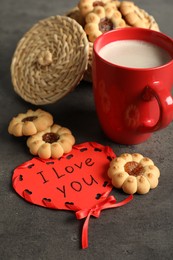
[0, 0, 173, 259]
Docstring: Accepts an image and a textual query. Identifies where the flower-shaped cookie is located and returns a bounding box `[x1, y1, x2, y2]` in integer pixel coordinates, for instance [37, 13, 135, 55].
[8, 109, 53, 137]
[84, 4, 126, 42]
[119, 1, 149, 28]
[27, 124, 75, 159]
[108, 153, 160, 194]
[78, 0, 120, 17]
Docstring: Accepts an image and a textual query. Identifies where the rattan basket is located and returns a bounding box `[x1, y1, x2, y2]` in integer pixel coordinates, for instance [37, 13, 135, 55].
[66, 6, 160, 82]
[11, 4, 160, 105]
[11, 15, 89, 105]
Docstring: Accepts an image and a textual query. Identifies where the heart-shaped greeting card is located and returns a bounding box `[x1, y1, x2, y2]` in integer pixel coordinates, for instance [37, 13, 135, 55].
[12, 142, 133, 249]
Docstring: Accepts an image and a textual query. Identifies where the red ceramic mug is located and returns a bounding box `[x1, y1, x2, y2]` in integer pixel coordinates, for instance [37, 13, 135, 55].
[92, 28, 173, 144]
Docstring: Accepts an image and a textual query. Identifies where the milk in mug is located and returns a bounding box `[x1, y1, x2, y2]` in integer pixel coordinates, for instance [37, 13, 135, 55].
[98, 40, 172, 68]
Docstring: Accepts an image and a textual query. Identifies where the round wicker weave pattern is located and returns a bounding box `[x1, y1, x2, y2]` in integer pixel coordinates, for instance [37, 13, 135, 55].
[11, 16, 89, 105]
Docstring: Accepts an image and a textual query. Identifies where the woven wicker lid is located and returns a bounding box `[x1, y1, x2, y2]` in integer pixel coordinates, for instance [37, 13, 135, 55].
[11, 15, 89, 105]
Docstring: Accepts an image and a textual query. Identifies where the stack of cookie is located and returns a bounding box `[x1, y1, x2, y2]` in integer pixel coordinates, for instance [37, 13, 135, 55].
[8, 109, 75, 159]
[66, 0, 160, 81]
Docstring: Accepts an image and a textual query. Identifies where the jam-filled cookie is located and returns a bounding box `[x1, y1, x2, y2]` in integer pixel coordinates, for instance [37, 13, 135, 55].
[78, 0, 120, 17]
[84, 4, 126, 42]
[119, 1, 150, 28]
[107, 153, 160, 194]
[8, 109, 53, 137]
[26, 124, 75, 159]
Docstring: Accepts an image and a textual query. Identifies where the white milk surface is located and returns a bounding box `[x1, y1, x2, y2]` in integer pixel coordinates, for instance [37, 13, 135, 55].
[98, 40, 171, 68]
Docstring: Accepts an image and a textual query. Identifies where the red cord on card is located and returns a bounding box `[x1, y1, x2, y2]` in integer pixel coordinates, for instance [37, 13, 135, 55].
[66, 192, 133, 249]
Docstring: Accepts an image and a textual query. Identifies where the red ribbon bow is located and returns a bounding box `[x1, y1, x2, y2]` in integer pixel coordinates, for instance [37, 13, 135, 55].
[66, 192, 133, 249]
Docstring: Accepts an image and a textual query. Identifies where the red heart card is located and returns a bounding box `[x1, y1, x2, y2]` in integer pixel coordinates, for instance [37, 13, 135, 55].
[12, 142, 115, 210]
[12, 142, 133, 249]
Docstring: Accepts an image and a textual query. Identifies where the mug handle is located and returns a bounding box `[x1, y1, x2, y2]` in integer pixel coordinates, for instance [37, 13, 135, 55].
[139, 81, 173, 133]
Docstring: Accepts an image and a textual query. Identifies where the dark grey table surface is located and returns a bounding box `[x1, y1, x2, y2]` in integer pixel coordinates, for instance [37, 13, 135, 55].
[0, 0, 173, 259]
